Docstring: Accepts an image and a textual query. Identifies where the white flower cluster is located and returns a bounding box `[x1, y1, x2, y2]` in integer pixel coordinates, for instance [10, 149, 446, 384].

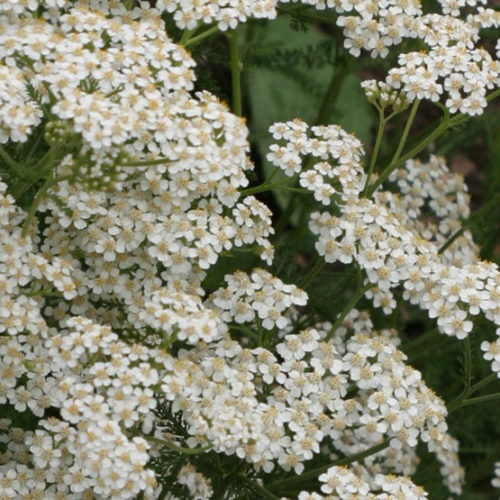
[481, 330, 500, 378]
[156, 0, 278, 30]
[0, 0, 497, 498]
[158, 310, 462, 493]
[0, 4, 277, 495]
[298, 465, 428, 499]
[1, 185, 465, 499]
[0, 0, 277, 352]
[333, 0, 422, 58]
[175, 464, 214, 499]
[0, 0, 68, 14]
[0, 4, 194, 150]
[493, 461, 500, 490]
[385, 29, 499, 115]
[0, 312, 159, 498]
[351, 2, 500, 115]
[267, 119, 365, 205]
[1, 0, 496, 129]
[388, 155, 478, 266]
[144, 0, 497, 116]
[38, 172, 274, 342]
[141, 289, 227, 344]
[439, 0, 486, 17]
[267, 124, 500, 348]
[209, 268, 308, 330]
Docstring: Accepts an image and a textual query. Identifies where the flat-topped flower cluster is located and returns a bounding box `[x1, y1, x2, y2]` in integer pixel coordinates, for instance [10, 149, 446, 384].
[160, 0, 499, 115]
[268, 120, 500, 343]
[2, 0, 498, 118]
[0, 0, 498, 498]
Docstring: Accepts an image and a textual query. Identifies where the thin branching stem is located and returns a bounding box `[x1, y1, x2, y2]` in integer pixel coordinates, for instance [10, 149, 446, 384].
[448, 368, 499, 414]
[365, 108, 449, 197]
[449, 392, 500, 414]
[389, 98, 420, 166]
[0, 144, 21, 172]
[240, 476, 280, 500]
[363, 105, 386, 193]
[119, 157, 172, 167]
[145, 435, 212, 455]
[326, 282, 374, 341]
[229, 29, 242, 117]
[22, 174, 71, 237]
[185, 25, 219, 47]
[467, 372, 497, 395]
[438, 192, 500, 254]
[267, 438, 392, 492]
[365, 88, 500, 197]
[438, 227, 465, 254]
[180, 28, 197, 45]
[299, 258, 325, 288]
[240, 177, 299, 196]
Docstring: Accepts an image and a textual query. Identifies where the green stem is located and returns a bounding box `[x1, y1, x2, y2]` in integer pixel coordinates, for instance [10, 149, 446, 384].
[228, 29, 242, 117]
[239, 167, 282, 199]
[366, 108, 449, 197]
[240, 178, 296, 196]
[315, 61, 347, 126]
[438, 192, 500, 254]
[145, 436, 211, 455]
[449, 392, 500, 414]
[299, 258, 325, 288]
[365, 88, 500, 198]
[400, 327, 440, 356]
[463, 334, 473, 393]
[0, 145, 45, 193]
[10, 180, 32, 201]
[241, 477, 280, 500]
[363, 105, 386, 193]
[0, 144, 21, 172]
[326, 282, 374, 341]
[185, 25, 220, 47]
[468, 372, 497, 396]
[180, 28, 197, 45]
[438, 227, 465, 254]
[486, 87, 500, 103]
[280, 186, 311, 194]
[162, 331, 178, 351]
[257, 322, 264, 347]
[32, 144, 58, 174]
[267, 438, 391, 492]
[12, 145, 64, 201]
[119, 157, 172, 167]
[25, 127, 46, 165]
[447, 335, 473, 413]
[17, 288, 60, 298]
[22, 175, 69, 237]
[448, 371, 499, 413]
[265, 167, 281, 185]
[389, 98, 420, 167]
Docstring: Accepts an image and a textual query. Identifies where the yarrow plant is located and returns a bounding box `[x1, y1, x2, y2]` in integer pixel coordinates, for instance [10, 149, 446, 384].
[0, 0, 498, 499]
